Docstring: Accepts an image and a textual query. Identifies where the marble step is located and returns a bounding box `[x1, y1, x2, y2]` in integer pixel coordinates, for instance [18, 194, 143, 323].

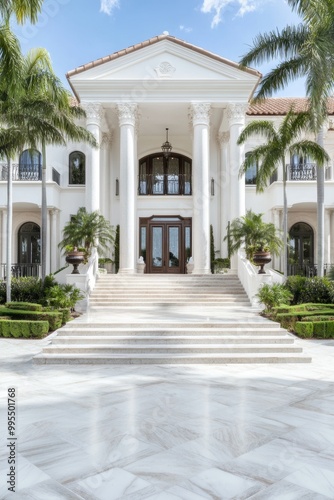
[52, 335, 294, 344]
[40, 344, 303, 354]
[59, 322, 281, 330]
[34, 352, 312, 364]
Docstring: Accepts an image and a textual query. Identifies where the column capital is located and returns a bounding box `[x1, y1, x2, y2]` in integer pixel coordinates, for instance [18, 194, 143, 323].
[189, 103, 211, 126]
[82, 102, 103, 125]
[217, 131, 230, 145]
[101, 131, 114, 147]
[117, 103, 138, 127]
[49, 208, 59, 217]
[226, 103, 248, 126]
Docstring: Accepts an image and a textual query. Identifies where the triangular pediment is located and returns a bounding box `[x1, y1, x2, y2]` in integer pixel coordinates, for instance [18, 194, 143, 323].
[68, 35, 260, 102]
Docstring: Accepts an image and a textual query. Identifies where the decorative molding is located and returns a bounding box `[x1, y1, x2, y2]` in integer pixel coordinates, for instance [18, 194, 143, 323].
[154, 61, 176, 78]
[189, 103, 211, 127]
[217, 131, 230, 145]
[82, 102, 104, 125]
[101, 131, 114, 147]
[117, 103, 138, 127]
[226, 103, 248, 125]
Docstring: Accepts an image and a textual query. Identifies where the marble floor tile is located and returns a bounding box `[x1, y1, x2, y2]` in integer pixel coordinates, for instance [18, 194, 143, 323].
[1, 334, 334, 498]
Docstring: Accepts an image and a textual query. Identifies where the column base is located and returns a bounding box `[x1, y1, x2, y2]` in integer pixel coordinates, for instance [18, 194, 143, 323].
[191, 268, 212, 275]
[118, 268, 137, 275]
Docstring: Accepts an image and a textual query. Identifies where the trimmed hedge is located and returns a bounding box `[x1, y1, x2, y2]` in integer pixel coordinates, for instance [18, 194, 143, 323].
[0, 320, 49, 338]
[5, 302, 43, 311]
[295, 322, 313, 338]
[0, 307, 62, 331]
[294, 320, 334, 339]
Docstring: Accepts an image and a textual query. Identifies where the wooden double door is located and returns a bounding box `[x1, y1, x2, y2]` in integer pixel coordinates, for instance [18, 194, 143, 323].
[140, 216, 191, 274]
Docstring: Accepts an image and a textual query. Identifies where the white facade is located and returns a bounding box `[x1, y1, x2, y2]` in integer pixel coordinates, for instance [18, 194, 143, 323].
[1, 34, 334, 277]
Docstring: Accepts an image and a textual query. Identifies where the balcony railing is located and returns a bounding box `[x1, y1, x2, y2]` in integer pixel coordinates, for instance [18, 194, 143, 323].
[138, 173, 192, 195]
[1, 263, 40, 279]
[287, 163, 317, 181]
[0, 163, 42, 181]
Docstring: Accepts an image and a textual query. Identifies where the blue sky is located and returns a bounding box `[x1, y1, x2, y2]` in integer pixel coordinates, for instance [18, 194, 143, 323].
[13, 0, 304, 96]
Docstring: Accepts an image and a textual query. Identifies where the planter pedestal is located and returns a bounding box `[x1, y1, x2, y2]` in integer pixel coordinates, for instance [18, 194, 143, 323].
[66, 251, 85, 274]
[253, 251, 271, 274]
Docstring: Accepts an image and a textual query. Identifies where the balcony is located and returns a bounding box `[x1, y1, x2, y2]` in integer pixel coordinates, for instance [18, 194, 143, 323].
[138, 173, 192, 195]
[288, 163, 317, 181]
[0, 163, 41, 181]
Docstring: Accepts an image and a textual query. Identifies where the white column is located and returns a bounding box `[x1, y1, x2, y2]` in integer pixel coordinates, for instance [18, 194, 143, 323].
[272, 208, 281, 271]
[117, 103, 137, 274]
[325, 208, 331, 266]
[46, 209, 51, 276]
[101, 132, 113, 218]
[50, 208, 59, 273]
[330, 209, 334, 265]
[83, 103, 102, 212]
[0, 209, 7, 279]
[227, 103, 247, 269]
[218, 131, 230, 258]
[191, 103, 211, 275]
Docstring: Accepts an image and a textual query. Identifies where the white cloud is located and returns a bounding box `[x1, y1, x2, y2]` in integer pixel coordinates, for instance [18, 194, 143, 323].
[201, 0, 258, 27]
[179, 25, 193, 33]
[100, 0, 119, 15]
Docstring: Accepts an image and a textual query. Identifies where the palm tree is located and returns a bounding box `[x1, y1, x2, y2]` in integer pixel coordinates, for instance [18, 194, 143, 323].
[227, 210, 283, 261]
[237, 110, 329, 276]
[0, 1, 43, 23]
[59, 208, 115, 261]
[239, 0, 334, 276]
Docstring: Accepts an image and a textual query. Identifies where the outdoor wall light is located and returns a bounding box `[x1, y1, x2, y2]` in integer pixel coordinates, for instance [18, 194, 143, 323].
[161, 128, 173, 158]
[211, 177, 215, 196]
[116, 178, 119, 196]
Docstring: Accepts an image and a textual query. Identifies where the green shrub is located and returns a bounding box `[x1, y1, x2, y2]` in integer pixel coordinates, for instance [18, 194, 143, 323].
[301, 315, 334, 322]
[5, 302, 43, 311]
[299, 277, 334, 304]
[256, 283, 292, 313]
[43, 284, 84, 310]
[0, 308, 62, 332]
[59, 308, 71, 324]
[0, 320, 49, 338]
[313, 321, 327, 337]
[326, 322, 334, 336]
[285, 276, 307, 304]
[295, 322, 313, 338]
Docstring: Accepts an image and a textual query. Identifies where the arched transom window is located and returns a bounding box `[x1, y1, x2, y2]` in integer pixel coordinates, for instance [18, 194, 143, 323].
[138, 153, 192, 195]
[69, 151, 85, 185]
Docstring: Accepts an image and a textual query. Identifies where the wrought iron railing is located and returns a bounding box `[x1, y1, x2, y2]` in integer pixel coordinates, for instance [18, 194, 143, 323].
[138, 173, 192, 195]
[288, 263, 333, 277]
[0, 163, 42, 181]
[52, 168, 60, 185]
[287, 163, 317, 181]
[1, 263, 40, 278]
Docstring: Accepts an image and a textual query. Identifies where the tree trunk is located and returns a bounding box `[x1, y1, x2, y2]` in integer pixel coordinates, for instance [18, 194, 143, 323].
[317, 129, 324, 277]
[41, 141, 47, 281]
[6, 156, 12, 302]
[282, 158, 288, 277]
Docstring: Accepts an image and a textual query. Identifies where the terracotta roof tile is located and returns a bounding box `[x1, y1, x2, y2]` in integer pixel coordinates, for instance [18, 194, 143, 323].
[247, 97, 334, 115]
[66, 33, 261, 79]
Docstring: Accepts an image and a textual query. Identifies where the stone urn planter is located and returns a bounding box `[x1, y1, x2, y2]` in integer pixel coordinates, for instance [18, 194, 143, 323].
[252, 251, 272, 274]
[65, 248, 85, 274]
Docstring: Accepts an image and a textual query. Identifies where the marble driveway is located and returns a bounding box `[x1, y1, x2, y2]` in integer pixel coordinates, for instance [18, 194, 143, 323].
[0, 334, 334, 499]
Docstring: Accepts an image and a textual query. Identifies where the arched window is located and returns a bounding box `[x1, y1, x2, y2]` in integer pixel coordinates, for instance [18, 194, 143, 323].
[244, 152, 258, 185]
[138, 153, 191, 195]
[289, 222, 314, 273]
[69, 151, 85, 185]
[18, 222, 41, 264]
[19, 149, 42, 180]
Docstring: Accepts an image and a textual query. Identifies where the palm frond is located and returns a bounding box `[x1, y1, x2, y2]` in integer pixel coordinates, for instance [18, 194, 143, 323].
[237, 120, 277, 144]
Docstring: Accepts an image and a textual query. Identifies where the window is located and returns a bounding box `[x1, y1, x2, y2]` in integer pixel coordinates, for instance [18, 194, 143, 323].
[69, 151, 85, 185]
[244, 152, 258, 185]
[138, 153, 192, 195]
[19, 149, 42, 180]
[290, 154, 316, 180]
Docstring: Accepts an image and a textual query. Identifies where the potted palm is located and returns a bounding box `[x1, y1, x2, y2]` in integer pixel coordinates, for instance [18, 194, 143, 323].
[59, 208, 115, 274]
[226, 210, 283, 274]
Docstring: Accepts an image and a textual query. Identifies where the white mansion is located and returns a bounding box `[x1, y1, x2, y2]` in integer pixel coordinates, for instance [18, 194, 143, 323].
[1, 33, 334, 278]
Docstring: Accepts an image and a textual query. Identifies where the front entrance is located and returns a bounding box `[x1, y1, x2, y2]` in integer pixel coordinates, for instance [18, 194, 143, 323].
[140, 216, 191, 274]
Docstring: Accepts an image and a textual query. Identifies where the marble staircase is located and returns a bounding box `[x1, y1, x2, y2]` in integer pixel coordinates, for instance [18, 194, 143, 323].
[34, 274, 311, 364]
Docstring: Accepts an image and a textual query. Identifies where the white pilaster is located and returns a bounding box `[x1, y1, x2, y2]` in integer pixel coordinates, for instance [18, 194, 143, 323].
[272, 208, 281, 271]
[117, 103, 137, 274]
[101, 132, 113, 218]
[218, 131, 230, 258]
[330, 209, 334, 265]
[227, 103, 247, 269]
[50, 208, 59, 273]
[325, 208, 331, 265]
[190, 102, 211, 274]
[0, 209, 7, 279]
[83, 103, 102, 212]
